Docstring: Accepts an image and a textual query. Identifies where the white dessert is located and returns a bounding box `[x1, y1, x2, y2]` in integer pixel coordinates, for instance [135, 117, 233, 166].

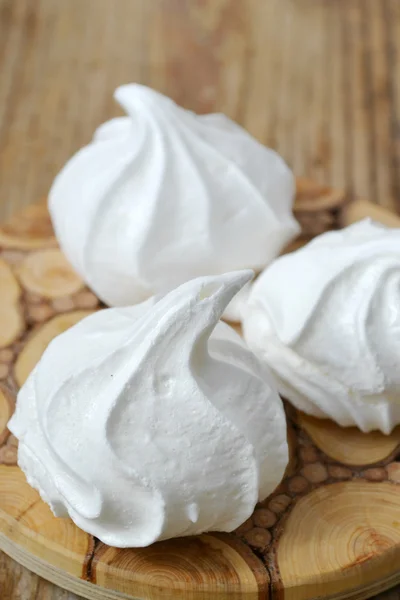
[243, 219, 400, 434]
[48, 84, 299, 321]
[9, 270, 288, 547]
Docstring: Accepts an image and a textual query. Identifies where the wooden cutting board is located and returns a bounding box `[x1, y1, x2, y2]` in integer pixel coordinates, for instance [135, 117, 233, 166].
[1, 181, 400, 600]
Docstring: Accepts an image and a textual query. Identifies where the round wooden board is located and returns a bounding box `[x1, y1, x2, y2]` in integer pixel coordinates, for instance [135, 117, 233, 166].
[1, 185, 400, 600]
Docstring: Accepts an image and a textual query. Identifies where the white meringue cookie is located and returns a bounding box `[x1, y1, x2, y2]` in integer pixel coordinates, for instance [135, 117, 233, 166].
[243, 219, 400, 434]
[9, 271, 288, 547]
[48, 84, 299, 320]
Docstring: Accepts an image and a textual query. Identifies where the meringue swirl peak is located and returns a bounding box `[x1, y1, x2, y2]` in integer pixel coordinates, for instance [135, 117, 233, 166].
[48, 84, 299, 319]
[9, 270, 288, 547]
[243, 219, 400, 434]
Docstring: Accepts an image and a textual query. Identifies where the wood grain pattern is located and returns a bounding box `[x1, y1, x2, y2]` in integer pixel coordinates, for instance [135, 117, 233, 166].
[1, 191, 400, 600]
[278, 482, 400, 600]
[15, 250, 84, 299]
[1, 0, 400, 224]
[298, 414, 400, 467]
[0, 258, 23, 348]
[0, 466, 93, 578]
[0, 201, 55, 249]
[92, 535, 267, 600]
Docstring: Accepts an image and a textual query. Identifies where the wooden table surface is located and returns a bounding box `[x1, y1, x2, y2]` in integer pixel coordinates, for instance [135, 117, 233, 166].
[1, 0, 400, 598]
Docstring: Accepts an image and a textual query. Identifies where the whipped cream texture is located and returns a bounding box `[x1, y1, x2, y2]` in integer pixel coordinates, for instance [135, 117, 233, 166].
[9, 271, 288, 547]
[48, 84, 299, 320]
[243, 220, 400, 434]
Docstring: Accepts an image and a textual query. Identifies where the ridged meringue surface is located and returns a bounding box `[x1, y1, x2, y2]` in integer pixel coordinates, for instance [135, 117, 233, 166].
[9, 270, 288, 547]
[48, 84, 299, 320]
[243, 220, 400, 433]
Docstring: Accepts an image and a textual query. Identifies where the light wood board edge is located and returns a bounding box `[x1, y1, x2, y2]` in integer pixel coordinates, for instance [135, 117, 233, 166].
[2, 529, 400, 600]
[0, 532, 136, 600]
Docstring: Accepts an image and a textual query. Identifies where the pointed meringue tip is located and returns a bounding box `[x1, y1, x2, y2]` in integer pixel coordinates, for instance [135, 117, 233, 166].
[114, 83, 146, 100]
[114, 84, 174, 113]
[198, 269, 254, 309]
[218, 269, 254, 289]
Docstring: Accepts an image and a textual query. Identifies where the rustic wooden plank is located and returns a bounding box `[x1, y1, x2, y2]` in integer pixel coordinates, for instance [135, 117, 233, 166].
[0, 550, 83, 600]
[328, 0, 348, 193]
[367, 0, 392, 206]
[0, 0, 400, 217]
[386, 0, 400, 211]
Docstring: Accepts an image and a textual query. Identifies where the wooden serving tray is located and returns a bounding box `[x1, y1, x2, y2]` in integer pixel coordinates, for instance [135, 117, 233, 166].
[1, 182, 400, 600]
